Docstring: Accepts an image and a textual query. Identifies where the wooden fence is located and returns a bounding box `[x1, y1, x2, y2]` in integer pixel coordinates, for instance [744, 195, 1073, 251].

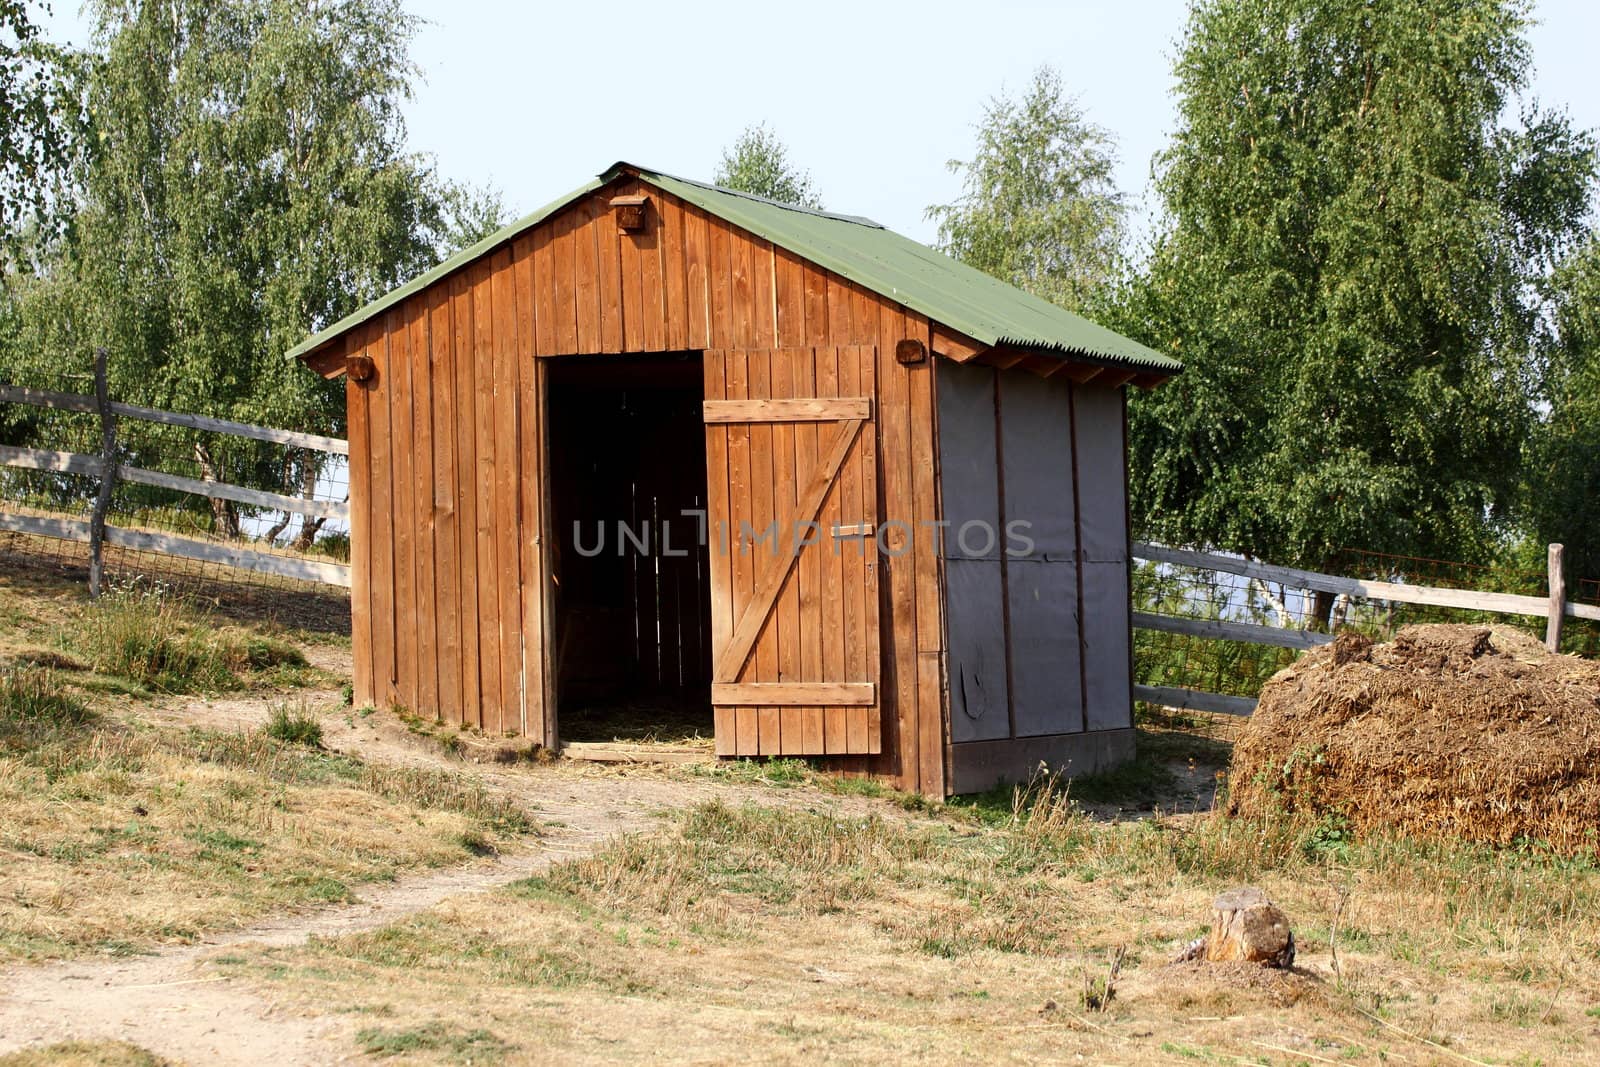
[0, 350, 350, 592]
[1129, 541, 1599, 717]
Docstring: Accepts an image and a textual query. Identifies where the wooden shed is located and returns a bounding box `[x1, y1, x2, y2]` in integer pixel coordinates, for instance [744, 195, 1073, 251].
[289, 162, 1179, 796]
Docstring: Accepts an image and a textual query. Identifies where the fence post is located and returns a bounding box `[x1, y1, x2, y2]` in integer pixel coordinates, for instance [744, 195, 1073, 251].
[1547, 542, 1566, 654]
[87, 347, 118, 600]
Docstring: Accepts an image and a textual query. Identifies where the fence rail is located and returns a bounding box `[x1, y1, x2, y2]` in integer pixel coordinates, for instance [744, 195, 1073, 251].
[1, 351, 350, 592]
[1130, 540, 1589, 717]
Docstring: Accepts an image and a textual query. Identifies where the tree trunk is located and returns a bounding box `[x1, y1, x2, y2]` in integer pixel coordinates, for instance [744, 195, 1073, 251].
[291, 461, 324, 551]
[1203, 887, 1295, 966]
[193, 442, 240, 539]
[1310, 589, 1336, 633]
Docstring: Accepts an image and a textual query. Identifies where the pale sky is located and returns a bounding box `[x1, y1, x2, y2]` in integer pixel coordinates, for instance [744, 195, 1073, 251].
[43, 0, 1600, 246]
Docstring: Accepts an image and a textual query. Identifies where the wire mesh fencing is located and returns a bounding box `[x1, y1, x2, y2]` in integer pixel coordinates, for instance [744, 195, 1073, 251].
[1, 357, 352, 629]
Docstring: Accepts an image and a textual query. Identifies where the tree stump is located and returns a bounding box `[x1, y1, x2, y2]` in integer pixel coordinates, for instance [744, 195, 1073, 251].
[1203, 886, 1295, 966]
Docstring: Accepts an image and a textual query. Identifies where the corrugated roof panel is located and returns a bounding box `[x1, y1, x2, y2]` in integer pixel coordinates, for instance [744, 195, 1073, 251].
[287, 162, 1179, 374]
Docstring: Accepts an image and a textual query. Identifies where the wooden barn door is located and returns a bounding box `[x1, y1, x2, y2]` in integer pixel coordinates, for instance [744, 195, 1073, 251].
[703, 346, 882, 756]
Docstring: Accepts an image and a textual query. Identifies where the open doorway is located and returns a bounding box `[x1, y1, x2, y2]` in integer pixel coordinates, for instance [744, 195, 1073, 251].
[546, 353, 713, 745]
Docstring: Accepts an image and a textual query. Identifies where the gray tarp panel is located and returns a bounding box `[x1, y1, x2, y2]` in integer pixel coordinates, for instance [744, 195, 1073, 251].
[1071, 384, 1127, 562]
[936, 359, 1000, 560]
[998, 370, 1084, 736]
[1004, 558, 1085, 735]
[1072, 384, 1132, 731]
[938, 359, 1010, 743]
[945, 558, 1010, 742]
[1081, 560, 1131, 730]
[998, 372, 1076, 559]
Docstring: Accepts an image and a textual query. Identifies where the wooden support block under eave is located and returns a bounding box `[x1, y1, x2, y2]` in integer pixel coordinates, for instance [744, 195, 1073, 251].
[711, 682, 876, 706]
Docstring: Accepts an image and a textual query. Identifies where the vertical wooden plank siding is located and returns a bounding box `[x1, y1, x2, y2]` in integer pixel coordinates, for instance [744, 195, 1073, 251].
[876, 301, 920, 792]
[410, 305, 439, 718]
[512, 237, 541, 742]
[428, 288, 461, 725]
[471, 260, 503, 732]
[366, 326, 397, 707]
[449, 272, 482, 726]
[335, 178, 954, 791]
[387, 309, 417, 712]
[492, 251, 524, 730]
[346, 331, 373, 706]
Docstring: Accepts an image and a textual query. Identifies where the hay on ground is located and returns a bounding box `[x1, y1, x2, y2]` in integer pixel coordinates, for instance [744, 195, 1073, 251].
[1227, 624, 1600, 854]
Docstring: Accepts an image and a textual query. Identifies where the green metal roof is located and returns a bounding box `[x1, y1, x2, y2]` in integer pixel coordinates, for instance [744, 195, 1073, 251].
[287, 162, 1180, 374]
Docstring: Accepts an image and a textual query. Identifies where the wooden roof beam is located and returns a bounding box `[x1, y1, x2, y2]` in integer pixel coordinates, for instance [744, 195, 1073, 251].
[930, 323, 987, 362]
[304, 346, 348, 380]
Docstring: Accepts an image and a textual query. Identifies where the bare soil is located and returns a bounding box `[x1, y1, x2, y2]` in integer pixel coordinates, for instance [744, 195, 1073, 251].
[0, 641, 913, 1066]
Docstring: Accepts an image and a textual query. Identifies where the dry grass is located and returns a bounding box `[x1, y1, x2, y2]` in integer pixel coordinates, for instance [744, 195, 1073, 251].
[1233, 624, 1600, 852]
[221, 785, 1600, 1064]
[0, 660, 532, 963]
[0, 1042, 173, 1067]
[0, 569, 332, 696]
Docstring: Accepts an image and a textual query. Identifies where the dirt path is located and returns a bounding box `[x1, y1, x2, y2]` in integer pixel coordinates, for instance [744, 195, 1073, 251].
[0, 774, 720, 1066]
[0, 652, 902, 1065]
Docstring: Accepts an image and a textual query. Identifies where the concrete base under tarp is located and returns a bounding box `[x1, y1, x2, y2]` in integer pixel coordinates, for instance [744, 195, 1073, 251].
[947, 728, 1136, 796]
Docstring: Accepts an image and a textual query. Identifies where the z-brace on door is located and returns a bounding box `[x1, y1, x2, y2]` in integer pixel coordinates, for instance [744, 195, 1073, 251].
[703, 347, 882, 756]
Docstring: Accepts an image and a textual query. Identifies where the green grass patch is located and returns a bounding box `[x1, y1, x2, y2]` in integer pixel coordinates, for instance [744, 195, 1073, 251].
[355, 1021, 513, 1061]
[265, 703, 324, 747]
[66, 582, 306, 694]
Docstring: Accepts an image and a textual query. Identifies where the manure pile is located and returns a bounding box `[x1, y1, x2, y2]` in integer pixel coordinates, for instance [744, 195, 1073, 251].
[1227, 624, 1600, 853]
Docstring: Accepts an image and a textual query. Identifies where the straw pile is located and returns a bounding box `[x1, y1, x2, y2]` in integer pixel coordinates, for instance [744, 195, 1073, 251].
[1227, 624, 1600, 853]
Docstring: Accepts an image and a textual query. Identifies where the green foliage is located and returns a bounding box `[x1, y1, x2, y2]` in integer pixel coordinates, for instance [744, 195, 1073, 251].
[0, 1, 88, 256]
[0, 0, 505, 523]
[264, 702, 323, 747]
[1526, 238, 1600, 580]
[1115, 0, 1596, 572]
[713, 124, 822, 208]
[927, 66, 1124, 312]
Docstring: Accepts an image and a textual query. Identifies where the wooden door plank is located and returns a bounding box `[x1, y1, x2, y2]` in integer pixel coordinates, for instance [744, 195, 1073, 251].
[815, 345, 846, 754]
[746, 350, 780, 753]
[724, 350, 757, 754]
[702, 398, 871, 422]
[769, 352, 802, 754]
[838, 342, 866, 754]
[450, 271, 482, 726]
[428, 288, 461, 725]
[704, 350, 735, 754]
[855, 343, 885, 757]
[712, 682, 874, 706]
[492, 251, 523, 730]
[715, 415, 864, 687]
[792, 348, 824, 753]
